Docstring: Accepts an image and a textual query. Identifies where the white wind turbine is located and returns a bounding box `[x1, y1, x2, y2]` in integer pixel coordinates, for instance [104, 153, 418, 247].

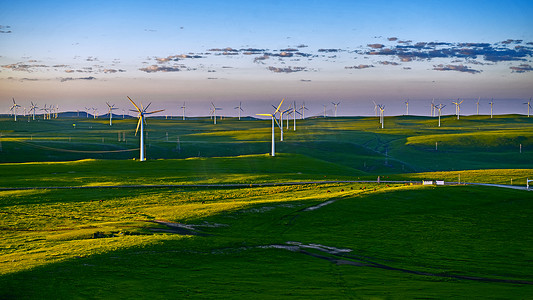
[431, 99, 436, 117]
[292, 101, 301, 131]
[476, 97, 480, 115]
[405, 100, 409, 116]
[92, 108, 98, 119]
[271, 102, 289, 141]
[210, 102, 222, 124]
[332, 102, 340, 117]
[300, 102, 308, 119]
[234, 102, 244, 120]
[29, 102, 38, 120]
[106, 102, 118, 126]
[257, 98, 284, 156]
[452, 99, 463, 120]
[127, 96, 164, 162]
[54, 104, 59, 118]
[489, 99, 494, 119]
[524, 98, 531, 117]
[436, 104, 445, 127]
[180, 102, 186, 120]
[10, 98, 21, 121]
[378, 105, 385, 128]
[372, 100, 378, 117]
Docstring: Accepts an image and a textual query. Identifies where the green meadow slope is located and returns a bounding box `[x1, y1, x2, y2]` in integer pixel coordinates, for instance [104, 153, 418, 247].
[1, 115, 533, 298]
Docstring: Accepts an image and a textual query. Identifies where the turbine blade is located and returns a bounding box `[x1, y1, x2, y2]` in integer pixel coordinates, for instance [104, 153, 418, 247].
[144, 102, 152, 112]
[274, 98, 284, 114]
[127, 96, 141, 112]
[145, 109, 165, 115]
[135, 118, 142, 136]
[256, 113, 272, 116]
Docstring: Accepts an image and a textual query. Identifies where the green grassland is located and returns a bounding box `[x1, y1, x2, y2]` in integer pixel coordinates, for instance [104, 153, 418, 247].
[1, 114, 533, 298]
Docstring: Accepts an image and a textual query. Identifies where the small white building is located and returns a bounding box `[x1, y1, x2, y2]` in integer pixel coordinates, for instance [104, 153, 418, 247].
[423, 180, 433, 185]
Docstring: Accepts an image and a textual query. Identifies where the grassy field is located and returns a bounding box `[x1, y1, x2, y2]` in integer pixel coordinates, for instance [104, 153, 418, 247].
[1, 114, 533, 298]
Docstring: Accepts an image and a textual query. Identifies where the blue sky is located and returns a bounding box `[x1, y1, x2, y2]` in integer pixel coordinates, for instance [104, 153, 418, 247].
[1, 0, 532, 117]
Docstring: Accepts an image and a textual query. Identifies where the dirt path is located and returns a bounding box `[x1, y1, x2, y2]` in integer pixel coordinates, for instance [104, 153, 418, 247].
[264, 241, 533, 285]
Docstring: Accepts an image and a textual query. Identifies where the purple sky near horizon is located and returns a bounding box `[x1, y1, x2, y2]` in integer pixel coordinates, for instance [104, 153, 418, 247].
[1, 0, 532, 117]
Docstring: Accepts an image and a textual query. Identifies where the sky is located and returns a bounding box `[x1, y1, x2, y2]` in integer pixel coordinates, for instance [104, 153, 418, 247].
[1, 0, 533, 117]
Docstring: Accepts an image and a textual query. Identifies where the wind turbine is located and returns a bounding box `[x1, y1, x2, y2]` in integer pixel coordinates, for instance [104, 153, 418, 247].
[452, 99, 463, 120]
[489, 99, 494, 119]
[272, 102, 290, 141]
[127, 96, 164, 162]
[257, 98, 284, 156]
[476, 97, 480, 115]
[92, 108, 98, 119]
[292, 101, 301, 131]
[54, 104, 59, 118]
[524, 98, 531, 117]
[373, 100, 378, 117]
[436, 104, 445, 127]
[431, 99, 436, 117]
[29, 102, 38, 120]
[210, 102, 222, 124]
[84, 107, 90, 118]
[405, 100, 409, 116]
[234, 102, 244, 120]
[180, 102, 186, 120]
[10, 98, 21, 121]
[106, 102, 118, 126]
[323, 104, 327, 118]
[332, 102, 340, 117]
[300, 102, 308, 119]
[378, 104, 385, 128]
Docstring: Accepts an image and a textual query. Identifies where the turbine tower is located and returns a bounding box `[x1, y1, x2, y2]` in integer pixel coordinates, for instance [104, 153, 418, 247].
[373, 100, 378, 117]
[405, 100, 409, 116]
[476, 97, 480, 115]
[180, 102, 186, 120]
[431, 99, 436, 117]
[300, 102, 308, 119]
[436, 104, 445, 127]
[10, 98, 21, 121]
[489, 99, 494, 119]
[292, 101, 301, 131]
[332, 102, 340, 117]
[257, 98, 284, 156]
[127, 96, 164, 162]
[29, 102, 38, 121]
[524, 98, 531, 117]
[106, 102, 118, 126]
[210, 102, 222, 124]
[378, 104, 385, 129]
[452, 99, 463, 120]
[234, 102, 244, 120]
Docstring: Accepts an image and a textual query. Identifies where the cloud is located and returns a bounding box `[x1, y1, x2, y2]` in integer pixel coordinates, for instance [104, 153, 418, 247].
[388, 37, 398, 41]
[510, 64, 533, 73]
[432, 64, 481, 74]
[102, 69, 126, 73]
[139, 65, 188, 73]
[59, 76, 96, 82]
[267, 66, 306, 73]
[155, 54, 204, 63]
[0, 25, 11, 33]
[318, 48, 341, 53]
[1, 62, 49, 72]
[345, 64, 374, 69]
[368, 44, 385, 49]
[379, 61, 400, 66]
